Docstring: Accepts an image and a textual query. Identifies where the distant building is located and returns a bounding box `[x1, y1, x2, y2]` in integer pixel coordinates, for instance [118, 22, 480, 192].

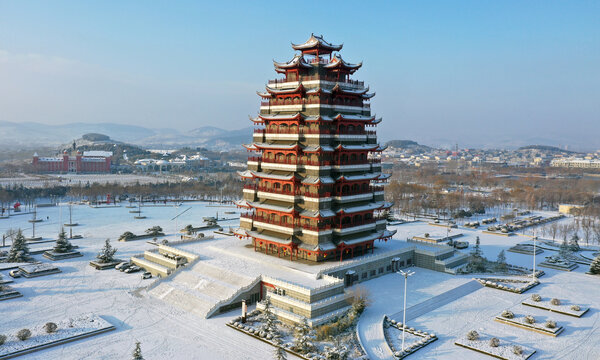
[33, 150, 112, 173]
[550, 158, 600, 169]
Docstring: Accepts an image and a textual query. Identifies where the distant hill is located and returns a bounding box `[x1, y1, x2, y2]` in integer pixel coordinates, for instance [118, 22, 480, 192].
[0, 121, 253, 151]
[386, 139, 432, 152]
[518, 145, 580, 154]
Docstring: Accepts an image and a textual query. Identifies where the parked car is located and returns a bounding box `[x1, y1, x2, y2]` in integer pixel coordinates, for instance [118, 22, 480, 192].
[115, 262, 130, 270]
[141, 272, 152, 279]
[9, 269, 21, 278]
[125, 265, 141, 273]
[119, 263, 132, 272]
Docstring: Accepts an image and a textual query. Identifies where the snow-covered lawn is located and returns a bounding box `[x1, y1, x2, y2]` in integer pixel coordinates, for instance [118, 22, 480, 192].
[0, 204, 598, 359]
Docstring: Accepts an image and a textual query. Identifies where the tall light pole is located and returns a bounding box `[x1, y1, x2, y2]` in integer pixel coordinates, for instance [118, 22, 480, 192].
[532, 232, 537, 281]
[398, 269, 415, 353]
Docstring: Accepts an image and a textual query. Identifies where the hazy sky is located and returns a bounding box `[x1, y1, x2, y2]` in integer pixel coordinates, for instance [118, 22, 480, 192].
[1, 1, 599, 148]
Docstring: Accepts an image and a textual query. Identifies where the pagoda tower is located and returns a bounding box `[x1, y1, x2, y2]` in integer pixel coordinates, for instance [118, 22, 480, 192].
[235, 34, 395, 262]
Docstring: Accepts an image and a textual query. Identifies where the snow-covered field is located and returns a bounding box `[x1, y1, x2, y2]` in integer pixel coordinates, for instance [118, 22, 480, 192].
[0, 204, 599, 359]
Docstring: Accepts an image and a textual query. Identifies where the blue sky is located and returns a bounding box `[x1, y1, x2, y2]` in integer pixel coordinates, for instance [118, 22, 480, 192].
[1, 1, 598, 148]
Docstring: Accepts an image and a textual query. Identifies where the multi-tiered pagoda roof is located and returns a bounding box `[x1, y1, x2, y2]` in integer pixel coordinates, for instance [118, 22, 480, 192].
[235, 34, 395, 262]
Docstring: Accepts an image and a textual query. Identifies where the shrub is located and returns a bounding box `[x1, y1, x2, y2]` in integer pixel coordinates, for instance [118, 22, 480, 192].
[550, 298, 561, 306]
[545, 320, 557, 329]
[524, 315, 535, 324]
[501, 310, 514, 319]
[466, 330, 479, 341]
[531, 294, 542, 302]
[571, 305, 581, 311]
[16, 329, 31, 341]
[44, 322, 58, 333]
[513, 345, 523, 355]
[489, 337, 500, 347]
[0, 334, 6, 345]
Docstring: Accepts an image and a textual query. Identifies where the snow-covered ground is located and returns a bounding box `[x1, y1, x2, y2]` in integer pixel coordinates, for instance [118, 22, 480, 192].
[0, 204, 598, 359]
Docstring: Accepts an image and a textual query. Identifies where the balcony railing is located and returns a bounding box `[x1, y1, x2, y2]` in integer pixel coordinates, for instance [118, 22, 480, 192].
[254, 128, 331, 135]
[257, 186, 300, 196]
[268, 76, 364, 87]
[335, 218, 376, 229]
[302, 223, 332, 231]
[303, 191, 332, 198]
[261, 99, 369, 108]
[250, 157, 332, 166]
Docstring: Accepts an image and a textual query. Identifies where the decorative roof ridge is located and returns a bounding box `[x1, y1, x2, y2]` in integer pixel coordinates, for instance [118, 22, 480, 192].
[291, 33, 343, 52]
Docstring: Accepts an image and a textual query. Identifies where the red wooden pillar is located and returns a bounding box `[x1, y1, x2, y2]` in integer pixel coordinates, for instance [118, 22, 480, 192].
[277, 246, 280, 257]
[351, 246, 354, 258]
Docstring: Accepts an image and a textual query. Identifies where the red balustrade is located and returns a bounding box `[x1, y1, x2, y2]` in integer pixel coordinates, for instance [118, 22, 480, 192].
[335, 218, 376, 229]
[257, 186, 300, 196]
[302, 223, 332, 231]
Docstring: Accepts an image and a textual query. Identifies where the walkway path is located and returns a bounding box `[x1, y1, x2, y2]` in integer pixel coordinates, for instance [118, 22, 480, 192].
[357, 280, 482, 360]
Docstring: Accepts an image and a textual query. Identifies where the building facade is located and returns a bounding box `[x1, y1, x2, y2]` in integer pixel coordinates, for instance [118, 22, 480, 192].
[33, 150, 112, 173]
[234, 34, 395, 262]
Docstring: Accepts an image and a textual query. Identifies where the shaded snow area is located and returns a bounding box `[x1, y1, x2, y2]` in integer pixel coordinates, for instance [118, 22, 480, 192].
[0, 203, 599, 359]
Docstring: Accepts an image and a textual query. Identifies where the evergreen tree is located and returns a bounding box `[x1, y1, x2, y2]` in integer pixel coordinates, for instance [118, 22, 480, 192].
[97, 239, 117, 263]
[569, 234, 580, 252]
[7, 229, 31, 262]
[261, 298, 279, 336]
[589, 254, 600, 275]
[293, 318, 315, 354]
[559, 238, 570, 258]
[324, 338, 349, 360]
[272, 339, 287, 360]
[132, 341, 143, 360]
[53, 227, 73, 253]
[495, 249, 507, 272]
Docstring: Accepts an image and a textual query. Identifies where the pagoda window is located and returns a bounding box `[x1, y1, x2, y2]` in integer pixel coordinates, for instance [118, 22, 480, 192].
[342, 185, 350, 195]
[361, 183, 368, 191]
[274, 182, 281, 190]
[283, 184, 292, 192]
[339, 124, 346, 133]
[353, 214, 362, 224]
[341, 217, 351, 225]
[350, 154, 357, 163]
[341, 154, 348, 163]
[352, 184, 359, 193]
[290, 124, 298, 133]
[347, 124, 355, 133]
[360, 153, 366, 161]
[365, 213, 373, 220]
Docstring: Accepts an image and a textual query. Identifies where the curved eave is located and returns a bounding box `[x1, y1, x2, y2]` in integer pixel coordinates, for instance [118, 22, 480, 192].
[257, 91, 272, 98]
[324, 55, 362, 73]
[235, 200, 252, 209]
[259, 113, 303, 121]
[304, 115, 333, 122]
[273, 55, 312, 70]
[334, 114, 376, 122]
[332, 83, 369, 96]
[253, 143, 300, 151]
[305, 87, 332, 96]
[242, 144, 258, 151]
[335, 144, 380, 151]
[362, 92, 376, 99]
[336, 173, 379, 182]
[265, 84, 304, 95]
[291, 34, 343, 52]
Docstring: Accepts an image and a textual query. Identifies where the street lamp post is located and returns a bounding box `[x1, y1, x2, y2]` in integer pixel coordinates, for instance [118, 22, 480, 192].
[532, 233, 537, 281]
[398, 269, 415, 353]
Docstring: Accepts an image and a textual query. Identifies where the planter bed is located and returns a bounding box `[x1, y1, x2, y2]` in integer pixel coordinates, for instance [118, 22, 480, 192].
[475, 278, 540, 294]
[508, 244, 544, 255]
[384, 316, 437, 359]
[0, 314, 115, 360]
[42, 250, 83, 261]
[225, 322, 312, 360]
[119, 233, 163, 242]
[455, 333, 535, 360]
[0, 287, 23, 301]
[538, 261, 578, 272]
[428, 223, 457, 228]
[522, 298, 589, 318]
[18, 263, 61, 278]
[89, 259, 123, 270]
[494, 314, 563, 337]
[0, 262, 39, 271]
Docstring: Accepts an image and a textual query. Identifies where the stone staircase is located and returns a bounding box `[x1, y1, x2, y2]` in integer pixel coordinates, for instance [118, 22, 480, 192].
[148, 261, 255, 318]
